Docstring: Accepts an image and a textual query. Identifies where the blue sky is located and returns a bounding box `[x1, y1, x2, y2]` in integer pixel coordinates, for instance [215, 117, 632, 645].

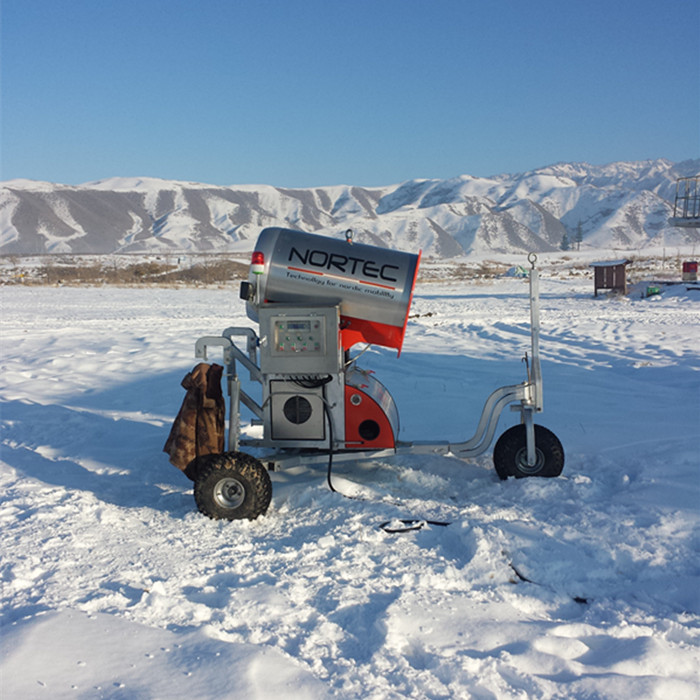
[1, 0, 698, 188]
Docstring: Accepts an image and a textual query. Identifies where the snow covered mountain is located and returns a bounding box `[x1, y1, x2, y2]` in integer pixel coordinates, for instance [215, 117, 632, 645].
[1, 158, 698, 256]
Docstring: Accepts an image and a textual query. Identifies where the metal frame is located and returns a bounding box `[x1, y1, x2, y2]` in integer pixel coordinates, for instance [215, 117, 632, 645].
[670, 176, 700, 227]
[195, 254, 544, 470]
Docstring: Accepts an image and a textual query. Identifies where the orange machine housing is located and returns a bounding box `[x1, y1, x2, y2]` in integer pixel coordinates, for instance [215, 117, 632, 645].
[344, 369, 399, 449]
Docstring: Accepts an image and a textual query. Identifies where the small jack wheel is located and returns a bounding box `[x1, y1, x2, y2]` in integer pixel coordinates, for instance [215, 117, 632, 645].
[493, 424, 564, 480]
[194, 452, 272, 520]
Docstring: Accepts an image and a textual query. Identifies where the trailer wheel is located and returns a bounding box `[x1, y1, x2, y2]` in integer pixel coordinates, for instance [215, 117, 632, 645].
[493, 424, 564, 479]
[183, 454, 215, 481]
[194, 452, 272, 520]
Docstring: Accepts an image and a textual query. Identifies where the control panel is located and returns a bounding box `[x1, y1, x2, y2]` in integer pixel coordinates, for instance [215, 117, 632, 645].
[258, 305, 341, 375]
[272, 317, 324, 356]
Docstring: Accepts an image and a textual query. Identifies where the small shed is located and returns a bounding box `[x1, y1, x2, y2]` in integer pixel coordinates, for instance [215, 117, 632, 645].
[682, 261, 698, 281]
[590, 259, 632, 297]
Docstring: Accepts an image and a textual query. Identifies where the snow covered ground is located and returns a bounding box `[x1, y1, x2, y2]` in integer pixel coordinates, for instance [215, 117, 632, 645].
[1, 268, 699, 699]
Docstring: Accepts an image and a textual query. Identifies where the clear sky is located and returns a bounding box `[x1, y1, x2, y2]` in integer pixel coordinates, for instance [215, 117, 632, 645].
[1, 0, 699, 188]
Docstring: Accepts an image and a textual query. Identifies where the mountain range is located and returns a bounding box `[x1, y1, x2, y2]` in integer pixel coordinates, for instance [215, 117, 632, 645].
[1, 158, 698, 257]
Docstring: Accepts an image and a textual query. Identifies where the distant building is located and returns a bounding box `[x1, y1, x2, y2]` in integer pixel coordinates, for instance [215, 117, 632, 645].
[682, 261, 698, 281]
[590, 260, 632, 297]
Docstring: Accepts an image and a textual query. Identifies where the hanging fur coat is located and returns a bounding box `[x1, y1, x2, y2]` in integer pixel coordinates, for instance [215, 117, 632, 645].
[163, 363, 225, 471]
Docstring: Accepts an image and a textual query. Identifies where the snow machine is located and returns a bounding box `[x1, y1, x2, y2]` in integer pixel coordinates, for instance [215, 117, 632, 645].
[181, 227, 564, 520]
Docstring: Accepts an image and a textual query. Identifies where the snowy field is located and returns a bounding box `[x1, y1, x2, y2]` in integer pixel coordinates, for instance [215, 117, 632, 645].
[1, 269, 699, 699]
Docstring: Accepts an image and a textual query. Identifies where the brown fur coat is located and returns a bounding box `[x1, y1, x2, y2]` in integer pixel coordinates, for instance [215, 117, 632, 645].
[163, 363, 225, 471]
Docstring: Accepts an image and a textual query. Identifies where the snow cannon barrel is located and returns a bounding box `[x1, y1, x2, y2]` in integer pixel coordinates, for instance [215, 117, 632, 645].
[245, 227, 421, 354]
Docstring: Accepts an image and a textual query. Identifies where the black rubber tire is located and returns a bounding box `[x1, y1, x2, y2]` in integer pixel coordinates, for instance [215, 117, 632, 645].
[493, 424, 564, 479]
[183, 454, 216, 482]
[193, 452, 272, 520]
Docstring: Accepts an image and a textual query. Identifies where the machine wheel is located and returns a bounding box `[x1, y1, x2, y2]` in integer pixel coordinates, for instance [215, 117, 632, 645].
[493, 424, 564, 480]
[194, 452, 272, 520]
[183, 454, 216, 482]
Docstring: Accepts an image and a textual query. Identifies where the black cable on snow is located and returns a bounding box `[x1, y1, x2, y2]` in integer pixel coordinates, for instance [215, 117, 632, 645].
[378, 519, 450, 533]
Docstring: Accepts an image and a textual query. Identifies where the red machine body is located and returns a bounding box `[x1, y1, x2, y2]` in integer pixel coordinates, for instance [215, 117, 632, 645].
[344, 368, 399, 449]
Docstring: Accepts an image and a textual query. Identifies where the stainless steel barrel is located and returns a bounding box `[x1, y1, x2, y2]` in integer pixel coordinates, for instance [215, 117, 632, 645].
[247, 227, 421, 353]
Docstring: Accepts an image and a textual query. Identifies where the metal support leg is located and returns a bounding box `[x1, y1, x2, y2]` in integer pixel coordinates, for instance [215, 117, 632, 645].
[229, 375, 241, 452]
[523, 406, 536, 466]
[522, 254, 541, 466]
[528, 253, 543, 413]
